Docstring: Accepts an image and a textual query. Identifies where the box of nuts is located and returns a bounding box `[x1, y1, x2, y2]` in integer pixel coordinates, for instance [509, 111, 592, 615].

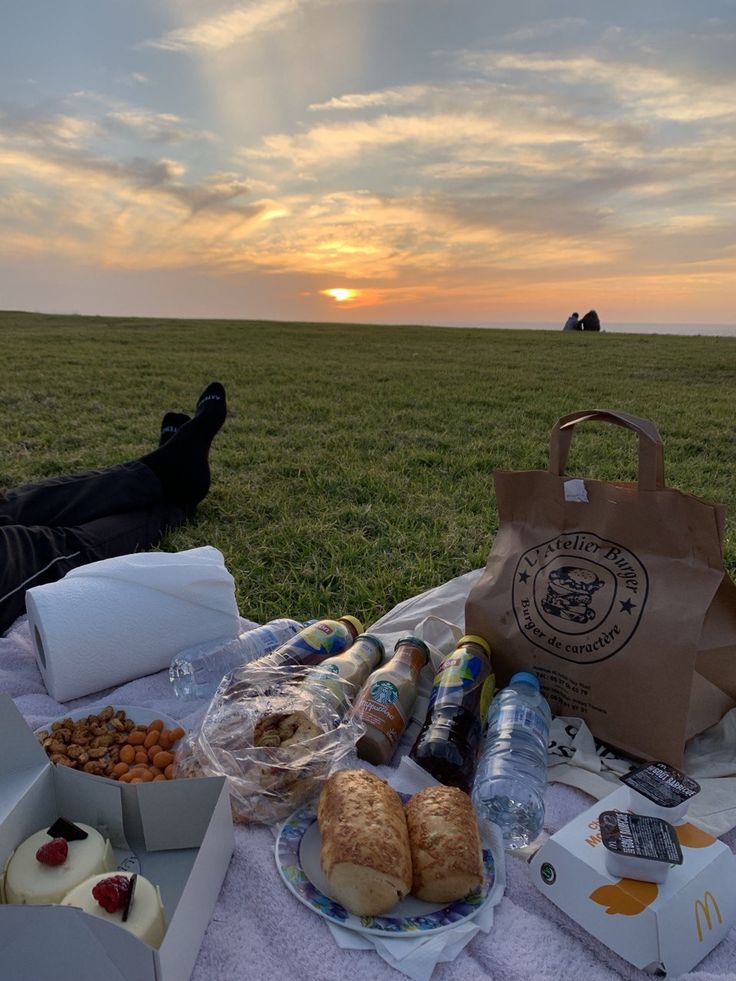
[35, 704, 185, 783]
[0, 695, 234, 980]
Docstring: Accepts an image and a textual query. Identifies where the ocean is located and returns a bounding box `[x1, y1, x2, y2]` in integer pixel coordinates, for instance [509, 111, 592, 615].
[432, 322, 736, 337]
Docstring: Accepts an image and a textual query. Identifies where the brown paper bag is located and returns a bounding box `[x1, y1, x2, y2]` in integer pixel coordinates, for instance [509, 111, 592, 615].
[465, 409, 736, 766]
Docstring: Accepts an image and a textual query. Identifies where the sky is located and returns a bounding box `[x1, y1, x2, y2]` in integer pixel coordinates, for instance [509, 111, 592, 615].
[1, 0, 735, 326]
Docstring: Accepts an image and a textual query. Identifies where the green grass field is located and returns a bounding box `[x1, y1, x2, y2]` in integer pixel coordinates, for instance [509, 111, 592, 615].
[2, 310, 735, 626]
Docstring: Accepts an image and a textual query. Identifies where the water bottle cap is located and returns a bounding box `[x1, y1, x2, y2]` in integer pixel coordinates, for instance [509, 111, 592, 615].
[458, 634, 491, 656]
[511, 671, 540, 690]
[338, 615, 363, 635]
[359, 633, 385, 656]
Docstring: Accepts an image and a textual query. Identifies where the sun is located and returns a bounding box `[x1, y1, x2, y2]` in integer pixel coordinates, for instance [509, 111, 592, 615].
[322, 288, 358, 302]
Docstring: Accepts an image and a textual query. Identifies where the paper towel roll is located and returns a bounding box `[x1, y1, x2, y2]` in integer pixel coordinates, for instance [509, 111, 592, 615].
[26, 546, 241, 701]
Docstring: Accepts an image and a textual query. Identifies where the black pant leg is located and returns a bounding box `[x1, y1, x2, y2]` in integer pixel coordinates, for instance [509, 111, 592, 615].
[0, 504, 186, 635]
[0, 461, 164, 528]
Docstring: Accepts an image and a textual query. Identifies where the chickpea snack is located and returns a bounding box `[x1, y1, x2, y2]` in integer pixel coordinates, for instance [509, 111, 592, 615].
[35, 705, 185, 783]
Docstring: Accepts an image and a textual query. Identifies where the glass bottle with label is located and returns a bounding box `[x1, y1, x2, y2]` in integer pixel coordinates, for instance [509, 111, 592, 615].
[303, 634, 385, 716]
[253, 615, 363, 670]
[351, 635, 429, 766]
[409, 634, 494, 793]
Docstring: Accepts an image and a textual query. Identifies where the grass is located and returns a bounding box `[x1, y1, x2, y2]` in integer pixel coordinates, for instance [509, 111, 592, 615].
[1, 309, 735, 627]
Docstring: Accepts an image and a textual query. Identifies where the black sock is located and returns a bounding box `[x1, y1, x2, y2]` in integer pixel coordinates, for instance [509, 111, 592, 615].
[141, 383, 227, 511]
[159, 412, 191, 446]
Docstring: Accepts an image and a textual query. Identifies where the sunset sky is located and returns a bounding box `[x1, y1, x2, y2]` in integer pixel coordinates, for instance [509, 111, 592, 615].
[1, 1, 735, 325]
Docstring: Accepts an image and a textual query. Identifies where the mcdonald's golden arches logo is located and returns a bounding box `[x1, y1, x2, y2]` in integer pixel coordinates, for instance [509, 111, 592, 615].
[694, 891, 722, 942]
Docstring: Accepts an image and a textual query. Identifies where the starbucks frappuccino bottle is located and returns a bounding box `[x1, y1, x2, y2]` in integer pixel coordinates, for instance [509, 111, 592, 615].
[303, 634, 385, 715]
[351, 636, 429, 765]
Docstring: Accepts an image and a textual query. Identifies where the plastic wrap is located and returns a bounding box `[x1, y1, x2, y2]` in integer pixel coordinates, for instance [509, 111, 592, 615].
[173, 664, 363, 824]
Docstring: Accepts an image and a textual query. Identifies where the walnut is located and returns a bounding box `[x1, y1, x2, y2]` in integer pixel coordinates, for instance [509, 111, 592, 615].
[82, 761, 107, 775]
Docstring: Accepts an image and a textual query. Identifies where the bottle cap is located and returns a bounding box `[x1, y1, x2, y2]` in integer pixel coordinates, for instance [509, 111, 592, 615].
[395, 635, 430, 661]
[458, 634, 491, 655]
[359, 633, 385, 657]
[511, 671, 540, 690]
[338, 615, 363, 635]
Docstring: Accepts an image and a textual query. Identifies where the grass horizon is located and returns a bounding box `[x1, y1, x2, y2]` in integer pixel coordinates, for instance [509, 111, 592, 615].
[2, 309, 735, 627]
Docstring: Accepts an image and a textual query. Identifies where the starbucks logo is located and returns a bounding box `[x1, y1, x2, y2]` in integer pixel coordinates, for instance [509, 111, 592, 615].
[512, 531, 648, 663]
[370, 680, 399, 705]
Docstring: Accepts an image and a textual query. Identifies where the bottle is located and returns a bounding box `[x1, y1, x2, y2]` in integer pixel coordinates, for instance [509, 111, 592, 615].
[169, 619, 303, 700]
[471, 672, 552, 849]
[253, 616, 363, 670]
[409, 634, 495, 793]
[303, 634, 385, 716]
[351, 635, 429, 766]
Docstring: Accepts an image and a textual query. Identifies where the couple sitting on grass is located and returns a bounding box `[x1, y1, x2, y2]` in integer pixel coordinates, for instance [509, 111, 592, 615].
[0, 382, 227, 636]
[563, 310, 601, 332]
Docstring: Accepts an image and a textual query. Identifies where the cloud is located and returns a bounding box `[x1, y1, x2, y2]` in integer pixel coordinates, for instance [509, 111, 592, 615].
[146, 0, 311, 52]
[103, 108, 216, 144]
[0, 106, 265, 270]
[462, 49, 736, 122]
[308, 86, 430, 112]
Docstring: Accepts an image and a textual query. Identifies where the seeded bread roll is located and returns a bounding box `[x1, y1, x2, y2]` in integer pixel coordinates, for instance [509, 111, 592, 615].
[318, 769, 412, 916]
[405, 786, 484, 903]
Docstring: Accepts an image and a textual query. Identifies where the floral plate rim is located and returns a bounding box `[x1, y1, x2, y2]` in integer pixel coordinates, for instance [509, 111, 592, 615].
[275, 795, 495, 938]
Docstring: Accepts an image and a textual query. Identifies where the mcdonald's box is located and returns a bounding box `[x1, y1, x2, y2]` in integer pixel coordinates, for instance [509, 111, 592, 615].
[528, 786, 736, 976]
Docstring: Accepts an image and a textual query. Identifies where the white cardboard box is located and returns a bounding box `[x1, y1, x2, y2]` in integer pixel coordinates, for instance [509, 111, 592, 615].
[0, 695, 234, 981]
[529, 785, 736, 976]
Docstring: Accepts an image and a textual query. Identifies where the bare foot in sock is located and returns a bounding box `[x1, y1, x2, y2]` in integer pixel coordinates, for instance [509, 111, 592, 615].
[141, 383, 227, 511]
[159, 412, 191, 446]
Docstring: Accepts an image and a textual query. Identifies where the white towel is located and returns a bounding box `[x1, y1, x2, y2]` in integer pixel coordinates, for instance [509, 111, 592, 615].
[26, 546, 240, 701]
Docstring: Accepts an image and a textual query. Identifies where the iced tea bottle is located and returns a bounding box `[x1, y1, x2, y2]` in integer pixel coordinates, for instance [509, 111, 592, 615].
[254, 615, 362, 670]
[351, 635, 429, 765]
[409, 634, 494, 793]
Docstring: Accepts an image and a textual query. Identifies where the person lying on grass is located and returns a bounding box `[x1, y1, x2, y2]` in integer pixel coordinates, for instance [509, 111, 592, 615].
[0, 382, 227, 635]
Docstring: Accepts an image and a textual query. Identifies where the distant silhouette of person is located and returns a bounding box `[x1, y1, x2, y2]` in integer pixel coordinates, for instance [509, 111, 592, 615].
[580, 310, 601, 332]
[563, 312, 581, 331]
[0, 383, 227, 635]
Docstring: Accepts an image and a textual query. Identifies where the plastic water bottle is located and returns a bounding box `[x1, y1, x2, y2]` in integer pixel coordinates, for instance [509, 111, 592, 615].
[169, 619, 303, 699]
[471, 671, 552, 849]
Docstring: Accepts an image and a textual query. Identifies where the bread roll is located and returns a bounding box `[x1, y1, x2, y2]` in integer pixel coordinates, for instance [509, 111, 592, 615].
[405, 786, 484, 903]
[318, 769, 412, 916]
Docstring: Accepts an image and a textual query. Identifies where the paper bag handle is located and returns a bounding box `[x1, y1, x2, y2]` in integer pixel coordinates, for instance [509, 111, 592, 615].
[549, 409, 665, 491]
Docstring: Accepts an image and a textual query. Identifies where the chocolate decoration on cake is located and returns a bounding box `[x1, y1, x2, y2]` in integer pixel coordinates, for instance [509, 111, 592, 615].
[122, 873, 138, 922]
[46, 817, 89, 841]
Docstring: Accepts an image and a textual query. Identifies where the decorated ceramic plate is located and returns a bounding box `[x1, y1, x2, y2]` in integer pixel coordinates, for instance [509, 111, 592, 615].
[275, 796, 495, 938]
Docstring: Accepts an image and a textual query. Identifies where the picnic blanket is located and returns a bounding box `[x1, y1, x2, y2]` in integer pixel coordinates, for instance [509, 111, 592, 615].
[3, 588, 736, 980]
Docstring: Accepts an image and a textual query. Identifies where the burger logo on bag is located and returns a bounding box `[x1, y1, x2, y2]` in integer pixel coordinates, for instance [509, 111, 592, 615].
[512, 531, 648, 663]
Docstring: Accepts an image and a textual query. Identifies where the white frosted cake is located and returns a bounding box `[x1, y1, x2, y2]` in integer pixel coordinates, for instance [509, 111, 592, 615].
[61, 872, 166, 948]
[4, 822, 113, 906]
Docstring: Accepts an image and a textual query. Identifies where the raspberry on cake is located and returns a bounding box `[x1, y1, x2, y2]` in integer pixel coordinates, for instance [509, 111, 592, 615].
[61, 871, 166, 948]
[4, 822, 114, 906]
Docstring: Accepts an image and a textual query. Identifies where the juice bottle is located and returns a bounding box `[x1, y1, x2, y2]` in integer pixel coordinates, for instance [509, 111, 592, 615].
[254, 616, 363, 670]
[351, 635, 429, 765]
[303, 634, 385, 715]
[409, 634, 494, 793]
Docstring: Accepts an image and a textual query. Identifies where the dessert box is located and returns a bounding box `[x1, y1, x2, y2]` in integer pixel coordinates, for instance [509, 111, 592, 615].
[0, 695, 234, 981]
[528, 785, 736, 976]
